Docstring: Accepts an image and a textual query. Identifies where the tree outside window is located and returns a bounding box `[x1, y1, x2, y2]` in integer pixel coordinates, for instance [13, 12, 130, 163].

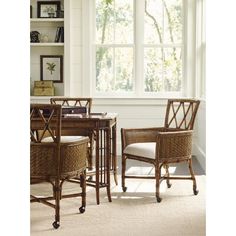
[95, 0, 183, 94]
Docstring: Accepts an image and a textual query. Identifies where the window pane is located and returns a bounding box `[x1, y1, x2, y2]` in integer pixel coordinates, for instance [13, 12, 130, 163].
[96, 0, 133, 44]
[163, 47, 182, 91]
[144, 47, 182, 92]
[115, 48, 134, 91]
[144, 0, 182, 44]
[96, 47, 113, 92]
[96, 0, 114, 44]
[96, 47, 134, 92]
[115, 0, 133, 44]
[144, 48, 163, 92]
[144, 0, 163, 44]
[163, 0, 182, 43]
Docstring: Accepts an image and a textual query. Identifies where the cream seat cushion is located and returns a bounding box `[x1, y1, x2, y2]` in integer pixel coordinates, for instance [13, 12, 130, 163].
[42, 136, 86, 143]
[124, 142, 156, 159]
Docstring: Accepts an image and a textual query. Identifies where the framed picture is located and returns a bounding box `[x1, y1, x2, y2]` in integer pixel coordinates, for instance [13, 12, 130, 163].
[40, 55, 63, 83]
[37, 1, 60, 18]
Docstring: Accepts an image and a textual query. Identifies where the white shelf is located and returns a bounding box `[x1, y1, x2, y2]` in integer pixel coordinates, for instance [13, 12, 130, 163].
[30, 43, 64, 46]
[30, 18, 64, 22]
[30, 0, 66, 97]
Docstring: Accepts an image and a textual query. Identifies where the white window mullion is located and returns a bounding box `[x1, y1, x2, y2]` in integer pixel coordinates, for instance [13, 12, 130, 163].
[135, 0, 144, 96]
[161, 2, 165, 92]
[184, 0, 196, 97]
[82, 0, 94, 96]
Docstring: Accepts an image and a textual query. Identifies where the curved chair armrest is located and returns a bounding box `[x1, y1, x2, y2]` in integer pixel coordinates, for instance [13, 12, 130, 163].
[156, 130, 193, 162]
[121, 127, 165, 150]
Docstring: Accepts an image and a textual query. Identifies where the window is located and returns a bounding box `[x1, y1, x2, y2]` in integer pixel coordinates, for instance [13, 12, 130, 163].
[93, 0, 185, 97]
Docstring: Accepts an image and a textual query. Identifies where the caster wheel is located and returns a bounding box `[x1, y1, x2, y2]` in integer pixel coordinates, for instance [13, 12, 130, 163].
[193, 189, 199, 195]
[87, 176, 92, 181]
[167, 183, 172, 188]
[122, 186, 127, 192]
[52, 221, 60, 229]
[156, 196, 162, 203]
[79, 206, 85, 213]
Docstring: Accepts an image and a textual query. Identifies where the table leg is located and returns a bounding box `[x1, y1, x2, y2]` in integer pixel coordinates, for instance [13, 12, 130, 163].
[106, 128, 112, 202]
[95, 128, 100, 205]
[112, 123, 118, 185]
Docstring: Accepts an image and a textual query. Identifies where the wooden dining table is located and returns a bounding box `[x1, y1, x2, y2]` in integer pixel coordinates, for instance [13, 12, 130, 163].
[61, 112, 118, 205]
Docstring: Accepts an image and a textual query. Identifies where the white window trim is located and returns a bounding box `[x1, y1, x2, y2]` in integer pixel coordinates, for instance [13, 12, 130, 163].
[82, 0, 200, 99]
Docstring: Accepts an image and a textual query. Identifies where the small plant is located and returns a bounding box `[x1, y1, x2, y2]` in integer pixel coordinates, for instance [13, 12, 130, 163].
[46, 62, 56, 75]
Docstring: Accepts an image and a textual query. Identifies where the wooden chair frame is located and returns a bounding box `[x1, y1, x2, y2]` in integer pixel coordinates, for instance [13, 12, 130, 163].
[121, 99, 200, 202]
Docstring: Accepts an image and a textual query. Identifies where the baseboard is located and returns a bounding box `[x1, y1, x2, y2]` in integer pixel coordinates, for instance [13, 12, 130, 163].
[193, 143, 206, 173]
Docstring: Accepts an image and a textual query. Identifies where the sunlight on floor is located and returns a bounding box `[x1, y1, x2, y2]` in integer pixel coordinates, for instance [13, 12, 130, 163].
[111, 166, 177, 195]
[125, 166, 177, 175]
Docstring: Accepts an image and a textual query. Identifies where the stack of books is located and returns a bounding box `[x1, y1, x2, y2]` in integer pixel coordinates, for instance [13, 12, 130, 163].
[55, 27, 64, 43]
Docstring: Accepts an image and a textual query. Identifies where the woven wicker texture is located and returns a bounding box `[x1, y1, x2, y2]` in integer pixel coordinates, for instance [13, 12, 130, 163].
[50, 97, 94, 171]
[30, 104, 89, 229]
[157, 131, 193, 162]
[121, 99, 200, 202]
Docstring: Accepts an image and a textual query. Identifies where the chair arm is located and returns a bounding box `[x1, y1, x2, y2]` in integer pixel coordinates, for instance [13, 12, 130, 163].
[156, 130, 193, 162]
[121, 127, 165, 150]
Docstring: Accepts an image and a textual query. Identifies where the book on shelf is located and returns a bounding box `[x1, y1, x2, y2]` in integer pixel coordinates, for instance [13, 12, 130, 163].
[55, 27, 61, 42]
[54, 27, 64, 43]
[60, 27, 64, 42]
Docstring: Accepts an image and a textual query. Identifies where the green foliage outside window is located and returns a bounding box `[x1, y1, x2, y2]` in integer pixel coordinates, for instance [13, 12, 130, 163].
[96, 0, 183, 93]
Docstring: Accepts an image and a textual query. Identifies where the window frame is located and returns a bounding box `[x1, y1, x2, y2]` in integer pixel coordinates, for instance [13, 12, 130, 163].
[82, 0, 198, 99]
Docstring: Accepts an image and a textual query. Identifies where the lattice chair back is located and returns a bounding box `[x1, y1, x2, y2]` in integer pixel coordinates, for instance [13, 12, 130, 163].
[30, 104, 62, 178]
[50, 97, 92, 114]
[164, 99, 200, 130]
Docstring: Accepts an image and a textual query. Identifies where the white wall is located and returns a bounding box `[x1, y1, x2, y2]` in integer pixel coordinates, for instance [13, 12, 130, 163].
[193, 99, 206, 172]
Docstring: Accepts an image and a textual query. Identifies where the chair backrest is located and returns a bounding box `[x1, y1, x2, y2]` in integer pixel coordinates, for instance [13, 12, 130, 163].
[30, 104, 62, 178]
[164, 99, 200, 130]
[30, 104, 61, 143]
[50, 97, 92, 114]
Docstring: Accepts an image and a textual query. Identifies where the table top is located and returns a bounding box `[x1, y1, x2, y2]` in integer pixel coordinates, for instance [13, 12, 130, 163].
[62, 112, 118, 121]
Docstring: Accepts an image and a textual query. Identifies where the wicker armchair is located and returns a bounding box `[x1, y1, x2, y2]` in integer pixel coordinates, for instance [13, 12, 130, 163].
[50, 97, 94, 170]
[30, 104, 89, 229]
[121, 99, 200, 202]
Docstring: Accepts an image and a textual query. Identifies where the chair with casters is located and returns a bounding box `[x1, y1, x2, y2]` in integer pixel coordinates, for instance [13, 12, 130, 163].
[50, 97, 94, 170]
[121, 99, 200, 202]
[30, 104, 89, 229]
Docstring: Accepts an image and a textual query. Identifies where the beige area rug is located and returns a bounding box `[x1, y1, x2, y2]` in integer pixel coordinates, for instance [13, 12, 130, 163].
[31, 175, 205, 236]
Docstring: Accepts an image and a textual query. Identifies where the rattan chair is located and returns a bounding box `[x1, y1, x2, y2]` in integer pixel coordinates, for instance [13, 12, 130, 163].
[50, 97, 94, 170]
[121, 99, 200, 202]
[50, 97, 92, 113]
[30, 104, 89, 229]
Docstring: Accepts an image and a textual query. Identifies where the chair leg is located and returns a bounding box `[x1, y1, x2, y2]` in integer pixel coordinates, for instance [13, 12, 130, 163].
[155, 165, 162, 203]
[188, 159, 199, 195]
[112, 153, 118, 186]
[79, 170, 86, 213]
[121, 155, 127, 192]
[164, 164, 172, 188]
[52, 180, 61, 229]
[87, 143, 93, 171]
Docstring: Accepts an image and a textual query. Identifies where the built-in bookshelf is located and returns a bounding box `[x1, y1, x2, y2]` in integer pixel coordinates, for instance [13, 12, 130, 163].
[30, 0, 66, 96]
